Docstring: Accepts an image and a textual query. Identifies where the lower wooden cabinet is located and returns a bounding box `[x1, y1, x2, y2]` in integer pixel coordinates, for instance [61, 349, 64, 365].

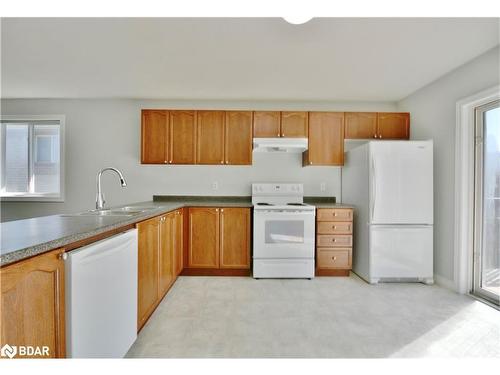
[316, 208, 354, 276]
[173, 209, 184, 277]
[0, 248, 66, 358]
[220, 208, 251, 269]
[137, 217, 160, 329]
[187, 207, 251, 271]
[159, 214, 175, 297]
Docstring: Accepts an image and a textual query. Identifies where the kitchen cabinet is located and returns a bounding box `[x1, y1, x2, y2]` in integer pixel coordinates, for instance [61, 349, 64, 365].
[344, 112, 377, 139]
[377, 112, 410, 139]
[141, 110, 169, 164]
[159, 213, 175, 298]
[169, 110, 196, 164]
[196, 110, 225, 164]
[187, 207, 251, 271]
[224, 111, 253, 165]
[316, 208, 354, 276]
[281, 111, 308, 138]
[173, 209, 184, 277]
[303, 112, 344, 166]
[188, 207, 220, 268]
[220, 208, 251, 269]
[137, 217, 160, 329]
[253, 111, 281, 137]
[0, 248, 66, 358]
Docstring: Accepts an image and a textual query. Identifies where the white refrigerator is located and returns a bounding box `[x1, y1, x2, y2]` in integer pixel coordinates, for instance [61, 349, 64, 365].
[342, 140, 434, 284]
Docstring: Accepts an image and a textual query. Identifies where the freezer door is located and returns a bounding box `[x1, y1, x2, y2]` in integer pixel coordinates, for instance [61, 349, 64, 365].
[370, 141, 433, 224]
[370, 225, 433, 280]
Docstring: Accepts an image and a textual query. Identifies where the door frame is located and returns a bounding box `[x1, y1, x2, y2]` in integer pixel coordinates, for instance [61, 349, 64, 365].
[455, 85, 499, 295]
[473, 99, 500, 304]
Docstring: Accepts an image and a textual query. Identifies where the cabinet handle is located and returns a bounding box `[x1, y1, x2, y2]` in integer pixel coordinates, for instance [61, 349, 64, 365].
[170, 160, 173, 163]
[374, 134, 377, 139]
[59, 253, 68, 260]
[332, 225, 336, 229]
[215, 209, 219, 212]
[220, 160, 223, 164]
[225, 161, 229, 164]
[379, 135, 382, 139]
[309, 161, 313, 165]
[332, 256, 337, 261]
[277, 133, 280, 137]
[164, 160, 167, 163]
[282, 133, 285, 137]
[332, 238, 336, 242]
[221, 209, 224, 213]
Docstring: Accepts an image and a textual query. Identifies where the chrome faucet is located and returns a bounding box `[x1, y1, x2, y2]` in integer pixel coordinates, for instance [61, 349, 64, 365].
[96, 167, 127, 210]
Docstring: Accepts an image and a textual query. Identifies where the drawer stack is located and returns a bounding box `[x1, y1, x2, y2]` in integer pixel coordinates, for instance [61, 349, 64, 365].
[316, 208, 354, 276]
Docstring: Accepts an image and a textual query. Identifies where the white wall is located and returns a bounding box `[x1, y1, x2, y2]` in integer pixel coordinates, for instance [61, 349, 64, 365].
[0, 99, 396, 221]
[397, 46, 500, 286]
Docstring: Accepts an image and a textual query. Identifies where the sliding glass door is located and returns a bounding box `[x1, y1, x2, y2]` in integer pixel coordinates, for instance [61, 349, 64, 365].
[473, 100, 500, 305]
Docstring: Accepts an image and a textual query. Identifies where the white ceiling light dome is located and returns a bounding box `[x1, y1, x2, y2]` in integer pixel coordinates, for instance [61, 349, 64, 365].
[283, 16, 313, 25]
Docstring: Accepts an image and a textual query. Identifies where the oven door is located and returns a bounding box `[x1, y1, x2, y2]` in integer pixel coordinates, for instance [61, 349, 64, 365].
[253, 210, 315, 258]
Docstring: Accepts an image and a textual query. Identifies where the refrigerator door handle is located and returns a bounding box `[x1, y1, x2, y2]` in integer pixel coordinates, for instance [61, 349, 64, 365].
[371, 158, 377, 220]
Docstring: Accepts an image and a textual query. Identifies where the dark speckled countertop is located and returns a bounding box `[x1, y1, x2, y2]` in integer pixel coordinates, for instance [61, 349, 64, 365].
[0, 195, 352, 267]
[0, 196, 252, 267]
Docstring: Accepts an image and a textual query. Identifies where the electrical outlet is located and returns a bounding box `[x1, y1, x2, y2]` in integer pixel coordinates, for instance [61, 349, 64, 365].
[212, 182, 218, 191]
[320, 182, 326, 192]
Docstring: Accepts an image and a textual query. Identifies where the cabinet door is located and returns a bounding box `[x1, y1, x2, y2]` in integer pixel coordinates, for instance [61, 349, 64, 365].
[196, 110, 225, 164]
[137, 217, 159, 329]
[170, 110, 196, 164]
[281, 111, 308, 138]
[344, 112, 377, 139]
[304, 112, 344, 166]
[225, 111, 253, 165]
[173, 210, 184, 277]
[1, 248, 66, 358]
[253, 111, 280, 137]
[377, 112, 410, 139]
[159, 214, 175, 298]
[141, 110, 169, 164]
[220, 208, 251, 269]
[188, 208, 220, 268]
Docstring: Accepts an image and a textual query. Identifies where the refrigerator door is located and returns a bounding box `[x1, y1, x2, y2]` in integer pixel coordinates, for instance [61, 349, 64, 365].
[369, 141, 433, 224]
[369, 225, 433, 281]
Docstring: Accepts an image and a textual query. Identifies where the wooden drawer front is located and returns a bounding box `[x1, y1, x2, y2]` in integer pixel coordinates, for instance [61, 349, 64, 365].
[317, 234, 352, 248]
[317, 208, 353, 222]
[317, 221, 352, 235]
[317, 248, 352, 269]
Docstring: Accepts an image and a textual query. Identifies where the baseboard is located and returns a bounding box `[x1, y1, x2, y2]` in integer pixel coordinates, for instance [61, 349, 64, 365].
[434, 274, 455, 291]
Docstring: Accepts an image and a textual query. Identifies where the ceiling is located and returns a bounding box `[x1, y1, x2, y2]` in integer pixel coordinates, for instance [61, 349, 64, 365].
[1, 18, 498, 101]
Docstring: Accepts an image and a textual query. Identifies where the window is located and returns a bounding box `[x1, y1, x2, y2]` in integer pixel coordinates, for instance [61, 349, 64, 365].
[1, 116, 65, 201]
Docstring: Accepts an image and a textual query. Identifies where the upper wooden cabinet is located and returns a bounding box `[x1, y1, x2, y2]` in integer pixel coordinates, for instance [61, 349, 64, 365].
[281, 111, 308, 138]
[345, 112, 377, 139]
[141, 110, 169, 164]
[253, 111, 308, 138]
[377, 112, 410, 139]
[225, 111, 253, 165]
[220, 208, 251, 269]
[303, 112, 345, 166]
[253, 111, 281, 137]
[188, 207, 220, 268]
[196, 110, 225, 165]
[169, 110, 196, 164]
[1, 248, 66, 358]
[187, 207, 251, 270]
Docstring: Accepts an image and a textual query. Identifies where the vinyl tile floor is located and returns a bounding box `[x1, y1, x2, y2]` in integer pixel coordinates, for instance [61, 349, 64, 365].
[126, 274, 500, 358]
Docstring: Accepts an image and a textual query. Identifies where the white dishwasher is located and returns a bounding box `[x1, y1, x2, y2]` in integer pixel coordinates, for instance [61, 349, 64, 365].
[65, 229, 138, 358]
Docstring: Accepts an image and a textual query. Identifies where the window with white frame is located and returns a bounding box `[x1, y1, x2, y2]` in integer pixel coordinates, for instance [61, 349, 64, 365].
[1, 116, 65, 201]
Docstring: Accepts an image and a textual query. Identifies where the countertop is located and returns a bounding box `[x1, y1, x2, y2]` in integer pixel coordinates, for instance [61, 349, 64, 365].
[0, 195, 352, 267]
[0, 197, 252, 267]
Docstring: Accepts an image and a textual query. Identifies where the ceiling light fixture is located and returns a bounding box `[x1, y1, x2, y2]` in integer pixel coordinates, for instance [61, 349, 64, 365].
[283, 16, 313, 25]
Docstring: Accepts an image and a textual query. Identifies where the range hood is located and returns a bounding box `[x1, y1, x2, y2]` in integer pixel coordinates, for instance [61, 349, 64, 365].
[253, 138, 308, 153]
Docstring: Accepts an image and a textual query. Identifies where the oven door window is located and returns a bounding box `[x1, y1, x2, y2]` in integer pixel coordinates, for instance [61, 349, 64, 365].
[265, 220, 304, 244]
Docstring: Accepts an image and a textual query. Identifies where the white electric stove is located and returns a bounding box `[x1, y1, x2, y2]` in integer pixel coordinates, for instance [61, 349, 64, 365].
[252, 183, 315, 279]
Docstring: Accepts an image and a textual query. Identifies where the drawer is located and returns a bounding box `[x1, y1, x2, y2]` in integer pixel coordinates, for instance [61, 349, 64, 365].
[317, 221, 352, 234]
[317, 248, 352, 269]
[317, 208, 353, 222]
[317, 234, 352, 247]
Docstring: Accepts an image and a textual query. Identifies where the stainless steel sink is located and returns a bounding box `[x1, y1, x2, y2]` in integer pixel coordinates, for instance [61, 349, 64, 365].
[61, 205, 158, 218]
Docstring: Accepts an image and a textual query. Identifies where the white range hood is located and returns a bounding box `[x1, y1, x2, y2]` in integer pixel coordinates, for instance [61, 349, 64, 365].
[253, 138, 308, 153]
